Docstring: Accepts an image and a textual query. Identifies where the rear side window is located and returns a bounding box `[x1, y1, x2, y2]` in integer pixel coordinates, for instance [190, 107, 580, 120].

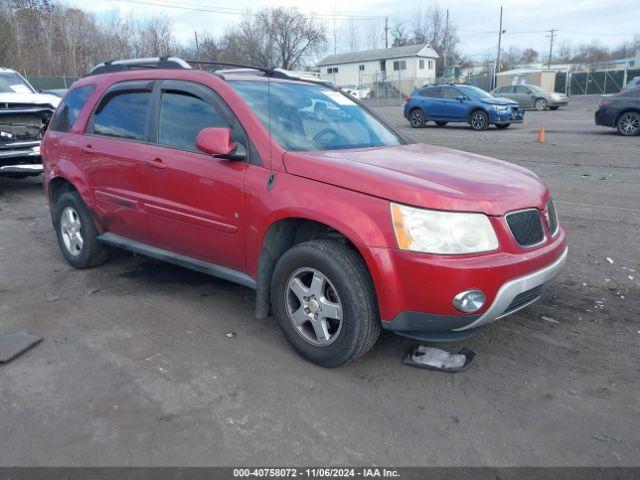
[418, 87, 442, 98]
[91, 91, 150, 141]
[442, 87, 461, 99]
[49, 85, 95, 132]
[158, 92, 228, 151]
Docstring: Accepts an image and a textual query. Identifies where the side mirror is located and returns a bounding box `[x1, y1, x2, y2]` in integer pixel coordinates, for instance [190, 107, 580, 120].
[456, 95, 465, 102]
[195, 127, 241, 159]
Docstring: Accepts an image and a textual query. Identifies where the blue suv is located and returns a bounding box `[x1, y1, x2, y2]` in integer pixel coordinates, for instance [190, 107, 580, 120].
[404, 84, 525, 131]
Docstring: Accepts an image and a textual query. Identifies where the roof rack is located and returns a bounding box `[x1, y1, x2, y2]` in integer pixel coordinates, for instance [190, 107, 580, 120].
[87, 57, 190, 76]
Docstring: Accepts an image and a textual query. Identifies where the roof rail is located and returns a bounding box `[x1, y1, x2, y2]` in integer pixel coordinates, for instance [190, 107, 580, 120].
[186, 60, 293, 80]
[87, 57, 191, 76]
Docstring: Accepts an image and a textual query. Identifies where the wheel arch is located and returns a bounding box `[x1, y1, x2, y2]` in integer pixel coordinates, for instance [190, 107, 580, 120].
[616, 108, 640, 123]
[253, 216, 379, 319]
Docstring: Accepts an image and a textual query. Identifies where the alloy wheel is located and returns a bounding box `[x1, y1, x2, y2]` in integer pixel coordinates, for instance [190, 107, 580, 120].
[535, 98, 547, 111]
[471, 112, 486, 130]
[285, 267, 343, 347]
[60, 206, 83, 256]
[618, 113, 640, 136]
[410, 110, 424, 127]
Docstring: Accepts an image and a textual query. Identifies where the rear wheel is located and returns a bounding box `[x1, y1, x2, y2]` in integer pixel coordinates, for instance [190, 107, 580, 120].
[616, 111, 640, 136]
[435, 121, 448, 127]
[495, 123, 511, 129]
[271, 239, 381, 367]
[469, 110, 489, 131]
[534, 98, 548, 111]
[53, 192, 109, 269]
[409, 108, 426, 128]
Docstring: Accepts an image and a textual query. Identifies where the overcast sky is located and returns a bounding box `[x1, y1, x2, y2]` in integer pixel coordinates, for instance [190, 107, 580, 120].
[66, 0, 639, 61]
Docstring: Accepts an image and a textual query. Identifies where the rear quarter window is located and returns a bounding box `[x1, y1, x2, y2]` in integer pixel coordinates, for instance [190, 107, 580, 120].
[49, 85, 96, 132]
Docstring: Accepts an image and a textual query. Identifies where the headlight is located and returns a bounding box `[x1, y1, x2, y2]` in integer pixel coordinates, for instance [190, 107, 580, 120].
[551, 93, 561, 101]
[390, 203, 499, 254]
[491, 105, 510, 111]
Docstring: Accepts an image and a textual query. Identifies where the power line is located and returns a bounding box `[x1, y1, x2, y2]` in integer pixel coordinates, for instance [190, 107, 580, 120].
[109, 0, 388, 21]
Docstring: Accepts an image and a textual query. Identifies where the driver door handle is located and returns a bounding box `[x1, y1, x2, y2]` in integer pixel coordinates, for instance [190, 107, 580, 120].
[148, 157, 167, 169]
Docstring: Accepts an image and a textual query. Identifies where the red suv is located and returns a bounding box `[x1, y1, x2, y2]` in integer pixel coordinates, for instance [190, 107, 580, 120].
[42, 58, 567, 367]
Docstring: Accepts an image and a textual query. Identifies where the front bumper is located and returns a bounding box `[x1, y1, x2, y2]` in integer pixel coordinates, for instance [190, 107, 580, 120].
[0, 141, 42, 175]
[490, 107, 524, 124]
[454, 246, 567, 330]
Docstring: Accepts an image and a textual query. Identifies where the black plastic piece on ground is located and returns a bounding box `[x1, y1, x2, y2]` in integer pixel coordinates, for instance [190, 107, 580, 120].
[0, 332, 42, 364]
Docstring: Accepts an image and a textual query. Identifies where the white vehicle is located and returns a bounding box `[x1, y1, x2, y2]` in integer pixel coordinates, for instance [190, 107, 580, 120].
[341, 84, 371, 100]
[0, 67, 60, 178]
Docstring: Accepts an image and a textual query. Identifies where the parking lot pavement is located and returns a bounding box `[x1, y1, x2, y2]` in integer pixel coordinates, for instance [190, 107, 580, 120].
[0, 95, 638, 466]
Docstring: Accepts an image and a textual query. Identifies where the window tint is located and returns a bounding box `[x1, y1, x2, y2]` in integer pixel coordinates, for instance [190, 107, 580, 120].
[158, 91, 228, 151]
[516, 86, 531, 94]
[91, 91, 150, 141]
[442, 87, 461, 99]
[418, 87, 442, 98]
[49, 85, 95, 132]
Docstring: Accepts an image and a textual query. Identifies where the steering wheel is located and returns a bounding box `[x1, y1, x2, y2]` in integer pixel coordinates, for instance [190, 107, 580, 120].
[312, 128, 339, 147]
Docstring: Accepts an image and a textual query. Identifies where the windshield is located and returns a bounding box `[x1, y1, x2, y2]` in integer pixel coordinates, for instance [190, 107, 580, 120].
[230, 80, 403, 151]
[0, 72, 35, 94]
[457, 85, 494, 99]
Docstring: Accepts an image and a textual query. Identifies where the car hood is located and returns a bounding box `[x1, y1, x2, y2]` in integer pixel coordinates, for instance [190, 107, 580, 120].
[283, 143, 548, 216]
[0, 92, 60, 109]
[480, 97, 518, 106]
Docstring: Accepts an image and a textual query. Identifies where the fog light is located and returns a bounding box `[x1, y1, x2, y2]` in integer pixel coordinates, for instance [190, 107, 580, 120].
[453, 290, 485, 313]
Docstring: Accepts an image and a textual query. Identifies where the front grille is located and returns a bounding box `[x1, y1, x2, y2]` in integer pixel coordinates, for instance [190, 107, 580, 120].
[546, 199, 558, 236]
[506, 209, 544, 247]
[502, 283, 548, 316]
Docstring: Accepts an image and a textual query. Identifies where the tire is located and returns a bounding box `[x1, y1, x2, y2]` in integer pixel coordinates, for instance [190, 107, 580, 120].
[495, 123, 511, 129]
[469, 110, 489, 131]
[409, 108, 426, 128]
[435, 121, 448, 127]
[616, 111, 640, 136]
[549, 106, 559, 110]
[534, 98, 548, 111]
[53, 191, 109, 269]
[271, 239, 381, 367]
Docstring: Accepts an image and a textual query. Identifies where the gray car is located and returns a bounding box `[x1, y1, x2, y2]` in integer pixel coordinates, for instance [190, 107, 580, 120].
[491, 84, 569, 110]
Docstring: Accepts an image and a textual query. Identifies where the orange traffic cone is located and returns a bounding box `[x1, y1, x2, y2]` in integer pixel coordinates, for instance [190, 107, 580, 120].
[536, 124, 546, 143]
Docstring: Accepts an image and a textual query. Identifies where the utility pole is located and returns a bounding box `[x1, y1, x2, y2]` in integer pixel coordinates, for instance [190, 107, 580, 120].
[384, 17, 389, 49]
[546, 29, 557, 69]
[495, 6, 504, 90]
[194, 31, 199, 61]
[443, 9, 449, 71]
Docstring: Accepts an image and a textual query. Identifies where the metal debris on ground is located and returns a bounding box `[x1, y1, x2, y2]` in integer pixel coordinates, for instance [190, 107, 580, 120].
[606, 257, 614, 264]
[0, 331, 42, 364]
[225, 331, 237, 339]
[403, 345, 475, 373]
[45, 292, 60, 302]
[541, 315, 560, 324]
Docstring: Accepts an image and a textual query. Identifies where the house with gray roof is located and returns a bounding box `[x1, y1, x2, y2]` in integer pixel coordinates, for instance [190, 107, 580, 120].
[317, 44, 439, 92]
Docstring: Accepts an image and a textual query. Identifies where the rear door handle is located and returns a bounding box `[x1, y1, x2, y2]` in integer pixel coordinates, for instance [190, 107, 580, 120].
[148, 157, 167, 169]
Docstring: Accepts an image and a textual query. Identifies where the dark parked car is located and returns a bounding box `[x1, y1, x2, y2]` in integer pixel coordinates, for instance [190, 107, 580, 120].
[595, 88, 640, 136]
[404, 84, 524, 131]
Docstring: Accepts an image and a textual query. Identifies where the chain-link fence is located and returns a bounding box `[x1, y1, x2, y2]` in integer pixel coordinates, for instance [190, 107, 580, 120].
[344, 73, 429, 106]
[26, 76, 79, 90]
[561, 69, 640, 95]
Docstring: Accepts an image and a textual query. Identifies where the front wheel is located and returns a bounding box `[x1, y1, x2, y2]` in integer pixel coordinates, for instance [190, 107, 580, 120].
[534, 98, 548, 111]
[469, 110, 489, 131]
[53, 192, 109, 268]
[495, 123, 511, 129]
[616, 111, 640, 136]
[409, 109, 426, 128]
[271, 239, 381, 367]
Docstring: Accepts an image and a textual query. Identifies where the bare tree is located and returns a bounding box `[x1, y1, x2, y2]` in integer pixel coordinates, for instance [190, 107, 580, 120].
[364, 19, 382, 50]
[411, 5, 459, 72]
[344, 19, 360, 52]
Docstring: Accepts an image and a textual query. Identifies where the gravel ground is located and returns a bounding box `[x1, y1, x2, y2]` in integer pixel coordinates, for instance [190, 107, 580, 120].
[0, 94, 638, 466]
